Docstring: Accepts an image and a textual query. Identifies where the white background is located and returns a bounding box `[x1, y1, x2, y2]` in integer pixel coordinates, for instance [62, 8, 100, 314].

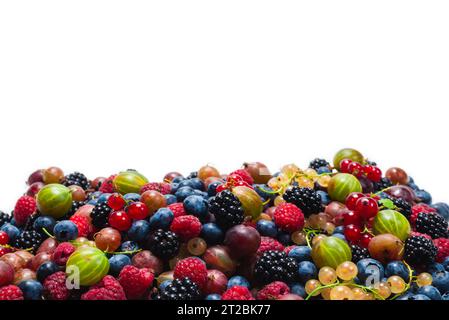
[0, 1, 448, 211]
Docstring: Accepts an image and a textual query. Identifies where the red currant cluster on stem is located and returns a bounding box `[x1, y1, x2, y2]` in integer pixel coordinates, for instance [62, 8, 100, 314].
[107, 193, 149, 231]
[215, 174, 253, 193]
[342, 192, 380, 247]
[340, 159, 382, 182]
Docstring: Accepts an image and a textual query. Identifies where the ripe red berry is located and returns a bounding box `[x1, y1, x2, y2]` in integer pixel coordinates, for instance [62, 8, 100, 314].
[366, 166, 382, 182]
[0, 246, 12, 257]
[0, 231, 9, 245]
[107, 193, 126, 211]
[339, 159, 353, 173]
[343, 210, 363, 226]
[355, 197, 379, 220]
[359, 233, 373, 248]
[348, 162, 363, 177]
[344, 224, 362, 243]
[127, 202, 149, 220]
[108, 211, 132, 231]
[345, 192, 365, 210]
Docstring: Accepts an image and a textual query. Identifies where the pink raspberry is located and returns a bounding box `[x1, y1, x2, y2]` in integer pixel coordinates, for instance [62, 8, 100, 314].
[173, 257, 208, 290]
[43, 271, 70, 300]
[140, 182, 171, 195]
[167, 203, 186, 217]
[81, 275, 126, 300]
[13, 195, 36, 226]
[99, 175, 117, 193]
[170, 215, 202, 241]
[256, 281, 290, 300]
[118, 265, 154, 299]
[69, 214, 92, 238]
[257, 236, 284, 256]
[434, 238, 449, 263]
[274, 203, 305, 233]
[52, 242, 76, 266]
[222, 286, 254, 300]
[0, 285, 24, 300]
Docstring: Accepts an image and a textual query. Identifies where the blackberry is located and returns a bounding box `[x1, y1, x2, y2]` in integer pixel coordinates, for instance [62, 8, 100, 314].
[63, 172, 90, 190]
[309, 158, 330, 170]
[186, 171, 198, 179]
[415, 212, 448, 239]
[373, 177, 393, 192]
[23, 213, 41, 232]
[66, 201, 87, 218]
[0, 211, 12, 228]
[254, 250, 298, 285]
[404, 235, 437, 266]
[152, 277, 201, 300]
[392, 198, 412, 219]
[146, 229, 180, 260]
[350, 244, 370, 262]
[366, 160, 377, 166]
[13, 230, 43, 253]
[91, 202, 112, 229]
[283, 187, 322, 217]
[208, 190, 244, 229]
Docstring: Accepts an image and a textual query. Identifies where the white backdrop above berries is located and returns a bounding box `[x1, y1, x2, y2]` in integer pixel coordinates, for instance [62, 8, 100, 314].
[0, 1, 448, 211]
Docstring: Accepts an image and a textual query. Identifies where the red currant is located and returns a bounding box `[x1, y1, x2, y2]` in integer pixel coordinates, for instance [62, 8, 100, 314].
[340, 159, 353, 173]
[344, 224, 362, 243]
[0, 246, 11, 257]
[127, 202, 149, 220]
[216, 184, 227, 193]
[355, 197, 379, 219]
[359, 233, 373, 248]
[343, 210, 363, 226]
[108, 211, 132, 231]
[348, 162, 363, 177]
[345, 192, 365, 210]
[107, 193, 126, 211]
[0, 231, 9, 245]
[366, 166, 382, 182]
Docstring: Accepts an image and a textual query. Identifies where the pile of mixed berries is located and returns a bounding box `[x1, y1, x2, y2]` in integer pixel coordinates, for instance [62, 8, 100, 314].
[0, 148, 449, 301]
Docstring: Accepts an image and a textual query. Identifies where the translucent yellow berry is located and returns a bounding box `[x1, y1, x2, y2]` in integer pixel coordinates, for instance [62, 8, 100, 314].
[336, 261, 358, 281]
[374, 281, 392, 299]
[305, 279, 321, 296]
[318, 267, 338, 285]
[416, 272, 433, 287]
[291, 231, 307, 245]
[352, 287, 366, 300]
[387, 275, 406, 294]
[312, 234, 327, 246]
[330, 285, 354, 300]
[274, 196, 285, 206]
[321, 288, 332, 300]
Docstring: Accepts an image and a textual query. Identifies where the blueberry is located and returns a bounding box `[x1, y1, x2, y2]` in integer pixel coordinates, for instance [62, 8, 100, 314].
[97, 193, 111, 203]
[417, 285, 442, 300]
[254, 185, 275, 201]
[333, 226, 345, 235]
[256, 220, 278, 238]
[356, 258, 384, 287]
[427, 263, 445, 274]
[288, 246, 312, 262]
[175, 186, 195, 202]
[33, 216, 56, 236]
[432, 202, 449, 221]
[178, 180, 193, 189]
[205, 294, 221, 300]
[332, 233, 347, 242]
[193, 190, 208, 198]
[164, 194, 177, 205]
[297, 261, 317, 283]
[89, 191, 102, 200]
[149, 208, 174, 230]
[442, 292, 449, 300]
[183, 195, 208, 218]
[189, 178, 205, 191]
[159, 280, 172, 291]
[227, 276, 250, 288]
[277, 231, 291, 246]
[317, 166, 331, 174]
[109, 254, 132, 276]
[171, 183, 180, 193]
[442, 257, 449, 271]
[385, 261, 409, 281]
[207, 181, 222, 197]
[18, 280, 43, 300]
[409, 294, 431, 300]
[432, 271, 449, 294]
[123, 193, 141, 202]
[87, 199, 98, 206]
[119, 240, 140, 254]
[290, 283, 306, 298]
[415, 190, 432, 204]
[53, 221, 78, 242]
[172, 176, 184, 184]
[0, 223, 20, 242]
[316, 191, 331, 205]
[396, 291, 414, 300]
[36, 261, 59, 282]
[200, 223, 224, 245]
[128, 220, 151, 242]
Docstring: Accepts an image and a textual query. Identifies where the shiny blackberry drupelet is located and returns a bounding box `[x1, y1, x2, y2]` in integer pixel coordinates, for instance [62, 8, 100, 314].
[373, 177, 393, 192]
[283, 187, 322, 217]
[392, 198, 412, 219]
[208, 190, 244, 229]
[146, 229, 180, 260]
[91, 202, 112, 229]
[186, 172, 198, 179]
[13, 230, 43, 253]
[63, 172, 90, 190]
[22, 213, 41, 232]
[309, 158, 330, 170]
[152, 277, 201, 300]
[350, 244, 370, 262]
[415, 212, 448, 239]
[404, 235, 437, 266]
[254, 250, 298, 285]
[0, 211, 12, 228]
[66, 201, 87, 218]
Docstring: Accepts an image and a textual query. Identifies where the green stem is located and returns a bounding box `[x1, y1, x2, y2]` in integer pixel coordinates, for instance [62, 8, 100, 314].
[42, 227, 55, 239]
[305, 282, 340, 300]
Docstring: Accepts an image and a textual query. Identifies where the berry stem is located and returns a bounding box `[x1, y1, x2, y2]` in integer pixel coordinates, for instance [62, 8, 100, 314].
[42, 227, 55, 239]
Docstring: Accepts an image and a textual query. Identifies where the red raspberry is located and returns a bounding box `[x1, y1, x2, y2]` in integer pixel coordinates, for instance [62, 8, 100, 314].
[229, 169, 254, 185]
[167, 203, 186, 217]
[140, 182, 171, 195]
[257, 236, 285, 256]
[0, 285, 24, 300]
[99, 174, 117, 193]
[13, 195, 36, 226]
[222, 286, 254, 300]
[174, 257, 208, 290]
[81, 275, 126, 300]
[53, 242, 76, 266]
[434, 238, 449, 263]
[170, 215, 202, 241]
[256, 281, 290, 300]
[410, 204, 436, 226]
[118, 265, 154, 299]
[410, 231, 432, 240]
[69, 214, 92, 237]
[43, 271, 70, 300]
[274, 203, 304, 233]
